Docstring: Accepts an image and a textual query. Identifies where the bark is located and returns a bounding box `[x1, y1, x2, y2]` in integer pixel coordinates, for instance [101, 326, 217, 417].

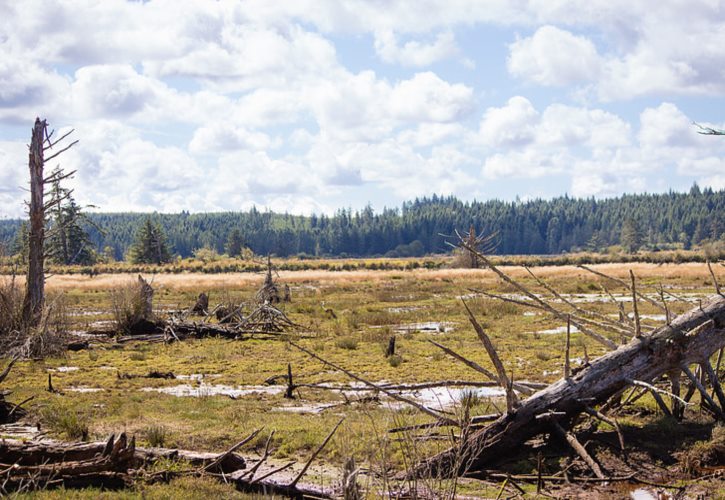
[413, 294, 725, 478]
[22, 119, 47, 326]
[0, 436, 335, 498]
[191, 292, 209, 315]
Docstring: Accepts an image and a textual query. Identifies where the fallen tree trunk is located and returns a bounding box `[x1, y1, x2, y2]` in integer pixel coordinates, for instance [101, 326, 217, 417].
[0, 437, 245, 473]
[413, 293, 725, 478]
[0, 435, 336, 498]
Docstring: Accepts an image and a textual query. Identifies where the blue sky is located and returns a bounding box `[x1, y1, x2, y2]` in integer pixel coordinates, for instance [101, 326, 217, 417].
[1, 0, 725, 218]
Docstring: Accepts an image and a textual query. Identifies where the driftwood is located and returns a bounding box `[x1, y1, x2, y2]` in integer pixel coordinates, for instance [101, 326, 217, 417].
[412, 270, 725, 478]
[0, 429, 339, 498]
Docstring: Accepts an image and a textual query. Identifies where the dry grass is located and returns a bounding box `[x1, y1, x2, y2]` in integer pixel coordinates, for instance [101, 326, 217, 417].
[30, 261, 719, 293]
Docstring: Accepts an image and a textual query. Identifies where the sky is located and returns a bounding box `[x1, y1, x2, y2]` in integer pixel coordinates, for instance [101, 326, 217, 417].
[1, 0, 725, 218]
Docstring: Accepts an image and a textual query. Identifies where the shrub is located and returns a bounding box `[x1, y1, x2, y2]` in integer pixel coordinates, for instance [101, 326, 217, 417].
[387, 354, 403, 367]
[144, 424, 168, 447]
[41, 404, 89, 440]
[110, 277, 153, 334]
[335, 337, 358, 350]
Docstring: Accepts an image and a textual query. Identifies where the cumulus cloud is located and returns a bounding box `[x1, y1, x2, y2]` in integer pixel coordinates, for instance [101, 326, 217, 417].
[507, 26, 602, 86]
[479, 96, 539, 147]
[189, 125, 277, 153]
[374, 30, 458, 67]
[0, 1, 724, 217]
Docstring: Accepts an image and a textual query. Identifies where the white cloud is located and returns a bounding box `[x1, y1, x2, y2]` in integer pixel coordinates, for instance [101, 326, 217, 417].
[479, 96, 538, 147]
[389, 72, 473, 122]
[71, 65, 169, 120]
[508, 26, 602, 86]
[1, 1, 724, 218]
[374, 30, 458, 67]
[189, 124, 277, 153]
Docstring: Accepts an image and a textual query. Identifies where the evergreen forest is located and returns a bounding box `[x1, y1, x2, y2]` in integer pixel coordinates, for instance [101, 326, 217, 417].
[0, 187, 723, 260]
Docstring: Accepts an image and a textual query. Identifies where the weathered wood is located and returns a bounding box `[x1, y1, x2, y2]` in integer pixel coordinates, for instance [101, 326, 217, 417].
[630, 270, 641, 338]
[191, 292, 209, 315]
[578, 264, 666, 312]
[284, 363, 295, 399]
[0, 435, 336, 497]
[385, 335, 396, 357]
[463, 300, 518, 412]
[0, 437, 244, 472]
[548, 416, 605, 479]
[22, 119, 48, 326]
[413, 294, 725, 478]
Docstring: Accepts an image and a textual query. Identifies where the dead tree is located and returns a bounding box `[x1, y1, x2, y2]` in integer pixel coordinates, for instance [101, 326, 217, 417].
[457, 226, 497, 268]
[256, 256, 280, 304]
[138, 275, 153, 319]
[411, 243, 725, 478]
[191, 292, 209, 315]
[21, 118, 77, 327]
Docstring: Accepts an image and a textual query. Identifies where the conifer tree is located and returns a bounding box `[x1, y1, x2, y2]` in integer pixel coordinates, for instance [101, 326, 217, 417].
[226, 228, 244, 257]
[129, 218, 171, 264]
[46, 171, 96, 265]
[620, 218, 643, 253]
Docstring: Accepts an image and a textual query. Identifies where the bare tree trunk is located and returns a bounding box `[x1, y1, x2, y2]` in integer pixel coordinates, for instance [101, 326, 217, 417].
[413, 294, 725, 478]
[22, 119, 47, 327]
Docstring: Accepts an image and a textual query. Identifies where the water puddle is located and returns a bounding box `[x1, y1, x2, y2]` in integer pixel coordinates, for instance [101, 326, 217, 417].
[387, 306, 422, 313]
[0, 423, 43, 440]
[395, 386, 505, 409]
[67, 386, 104, 393]
[394, 322, 454, 334]
[533, 325, 580, 335]
[141, 383, 286, 398]
[50, 366, 79, 372]
[630, 488, 661, 500]
[176, 373, 221, 381]
[273, 403, 335, 414]
[69, 310, 105, 317]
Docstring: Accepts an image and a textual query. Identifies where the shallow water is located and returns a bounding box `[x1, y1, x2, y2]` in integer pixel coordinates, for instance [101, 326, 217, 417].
[67, 386, 104, 393]
[394, 322, 454, 334]
[396, 386, 505, 409]
[534, 325, 580, 335]
[52, 366, 79, 372]
[141, 383, 286, 398]
[630, 488, 660, 500]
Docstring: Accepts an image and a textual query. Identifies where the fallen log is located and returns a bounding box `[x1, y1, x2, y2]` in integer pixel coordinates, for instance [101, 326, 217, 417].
[0, 432, 338, 498]
[412, 293, 725, 478]
[0, 437, 245, 473]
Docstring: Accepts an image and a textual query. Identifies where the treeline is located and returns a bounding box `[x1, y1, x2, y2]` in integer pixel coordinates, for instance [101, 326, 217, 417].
[1, 186, 723, 260]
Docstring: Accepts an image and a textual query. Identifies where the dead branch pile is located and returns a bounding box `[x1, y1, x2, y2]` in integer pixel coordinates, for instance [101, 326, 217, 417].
[113, 272, 304, 344]
[410, 243, 725, 480]
[0, 427, 341, 497]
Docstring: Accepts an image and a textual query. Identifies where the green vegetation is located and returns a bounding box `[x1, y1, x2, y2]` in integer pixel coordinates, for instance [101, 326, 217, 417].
[1, 187, 723, 261]
[1, 261, 722, 497]
[45, 169, 97, 266]
[128, 217, 172, 264]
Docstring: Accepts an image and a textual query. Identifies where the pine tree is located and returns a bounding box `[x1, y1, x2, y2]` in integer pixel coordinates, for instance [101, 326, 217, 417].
[129, 218, 171, 264]
[226, 228, 244, 257]
[620, 218, 643, 253]
[46, 173, 96, 265]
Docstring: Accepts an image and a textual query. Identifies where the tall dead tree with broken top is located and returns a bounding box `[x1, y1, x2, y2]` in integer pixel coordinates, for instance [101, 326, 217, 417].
[21, 118, 77, 327]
